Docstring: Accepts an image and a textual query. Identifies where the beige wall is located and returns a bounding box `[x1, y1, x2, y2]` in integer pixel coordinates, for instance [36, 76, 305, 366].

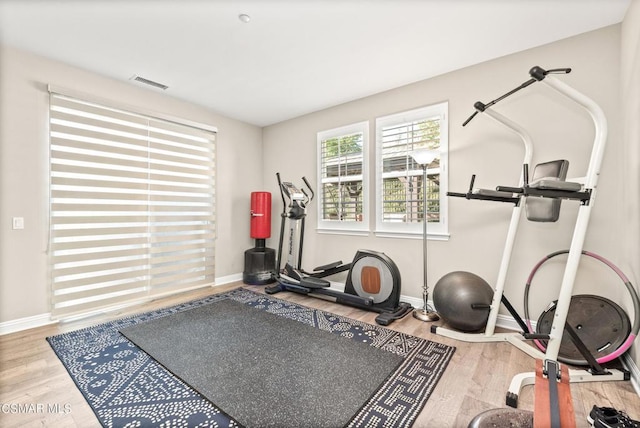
[621, 0, 640, 366]
[263, 25, 628, 323]
[1, 17, 637, 369]
[0, 45, 263, 323]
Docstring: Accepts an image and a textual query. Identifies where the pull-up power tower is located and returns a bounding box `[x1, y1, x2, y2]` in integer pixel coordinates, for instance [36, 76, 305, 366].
[432, 66, 631, 411]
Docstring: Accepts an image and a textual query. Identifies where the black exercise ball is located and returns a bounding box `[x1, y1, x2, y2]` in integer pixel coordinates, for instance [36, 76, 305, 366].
[433, 271, 494, 332]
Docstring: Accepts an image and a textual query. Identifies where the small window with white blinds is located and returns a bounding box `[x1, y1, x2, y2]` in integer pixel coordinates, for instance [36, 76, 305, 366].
[49, 91, 216, 319]
[317, 121, 369, 233]
[375, 102, 448, 237]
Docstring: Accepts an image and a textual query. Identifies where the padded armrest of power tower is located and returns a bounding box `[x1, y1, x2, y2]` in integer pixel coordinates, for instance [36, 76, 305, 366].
[475, 188, 515, 198]
[528, 178, 582, 192]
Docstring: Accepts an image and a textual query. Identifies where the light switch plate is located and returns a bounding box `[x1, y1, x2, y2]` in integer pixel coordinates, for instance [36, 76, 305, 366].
[12, 217, 24, 230]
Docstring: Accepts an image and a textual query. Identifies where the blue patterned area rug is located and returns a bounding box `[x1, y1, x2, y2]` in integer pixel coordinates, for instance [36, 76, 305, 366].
[47, 288, 455, 427]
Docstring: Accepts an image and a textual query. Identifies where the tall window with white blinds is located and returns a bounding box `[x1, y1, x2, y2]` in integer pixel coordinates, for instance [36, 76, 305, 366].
[375, 102, 448, 237]
[49, 92, 216, 319]
[317, 121, 368, 233]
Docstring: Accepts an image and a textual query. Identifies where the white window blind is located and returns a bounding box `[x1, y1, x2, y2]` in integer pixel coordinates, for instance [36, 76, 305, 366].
[49, 92, 216, 319]
[375, 103, 448, 237]
[317, 121, 368, 233]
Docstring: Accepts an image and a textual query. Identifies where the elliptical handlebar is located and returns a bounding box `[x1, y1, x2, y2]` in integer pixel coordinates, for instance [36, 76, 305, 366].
[276, 172, 287, 215]
[301, 176, 315, 202]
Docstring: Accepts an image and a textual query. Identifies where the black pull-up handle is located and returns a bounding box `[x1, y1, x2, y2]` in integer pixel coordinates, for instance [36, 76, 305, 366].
[462, 102, 487, 126]
[462, 111, 478, 127]
[463, 66, 572, 126]
[530, 65, 571, 81]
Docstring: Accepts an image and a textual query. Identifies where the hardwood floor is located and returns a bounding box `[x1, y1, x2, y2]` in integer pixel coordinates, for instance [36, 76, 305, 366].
[1, 282, 638, 427]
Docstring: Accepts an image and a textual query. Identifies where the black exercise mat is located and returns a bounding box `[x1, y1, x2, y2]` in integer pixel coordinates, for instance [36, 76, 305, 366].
[120, 298, 403, 428]
[47, 289, 455, 427]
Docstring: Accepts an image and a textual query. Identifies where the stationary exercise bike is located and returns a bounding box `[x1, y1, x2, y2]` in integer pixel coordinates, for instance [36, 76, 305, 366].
[264, 173, 413, 326]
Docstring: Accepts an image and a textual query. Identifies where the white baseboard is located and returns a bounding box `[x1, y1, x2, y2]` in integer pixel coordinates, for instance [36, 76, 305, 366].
[0, 313, 56, 336]
[214, 273, 243, 286]
[399, 294, 422, 309]
[622, 353, 640, 396]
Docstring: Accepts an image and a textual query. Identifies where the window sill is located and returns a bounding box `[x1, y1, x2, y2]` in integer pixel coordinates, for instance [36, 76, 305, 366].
[374, 230, 450, 241]
[317, 228, 370, 237]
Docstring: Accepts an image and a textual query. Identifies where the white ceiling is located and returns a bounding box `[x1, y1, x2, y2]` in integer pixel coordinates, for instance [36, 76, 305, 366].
[0, 0, 631, 127]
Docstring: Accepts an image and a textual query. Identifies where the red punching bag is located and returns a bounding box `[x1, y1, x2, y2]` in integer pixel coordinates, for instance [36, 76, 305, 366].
[244, 192, 276, 285]
[250, 191, 271, 239]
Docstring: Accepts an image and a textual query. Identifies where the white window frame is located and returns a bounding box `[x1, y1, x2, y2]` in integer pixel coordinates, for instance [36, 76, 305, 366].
[375, 102, 449, 239]
[316, 121, 369, 235]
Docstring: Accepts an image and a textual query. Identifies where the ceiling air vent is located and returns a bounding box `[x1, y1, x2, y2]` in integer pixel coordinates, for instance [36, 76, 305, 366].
[130, 75, 169, 90]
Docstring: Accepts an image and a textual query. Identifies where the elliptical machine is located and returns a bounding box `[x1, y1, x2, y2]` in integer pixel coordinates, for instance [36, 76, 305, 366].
[265, 173, 413, 326]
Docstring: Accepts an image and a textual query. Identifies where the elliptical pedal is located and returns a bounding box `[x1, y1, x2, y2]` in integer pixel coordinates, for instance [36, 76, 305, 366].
[375, 302, 413, 326]
[313, 261, 343, 272]
[301, 277, 331, 289]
